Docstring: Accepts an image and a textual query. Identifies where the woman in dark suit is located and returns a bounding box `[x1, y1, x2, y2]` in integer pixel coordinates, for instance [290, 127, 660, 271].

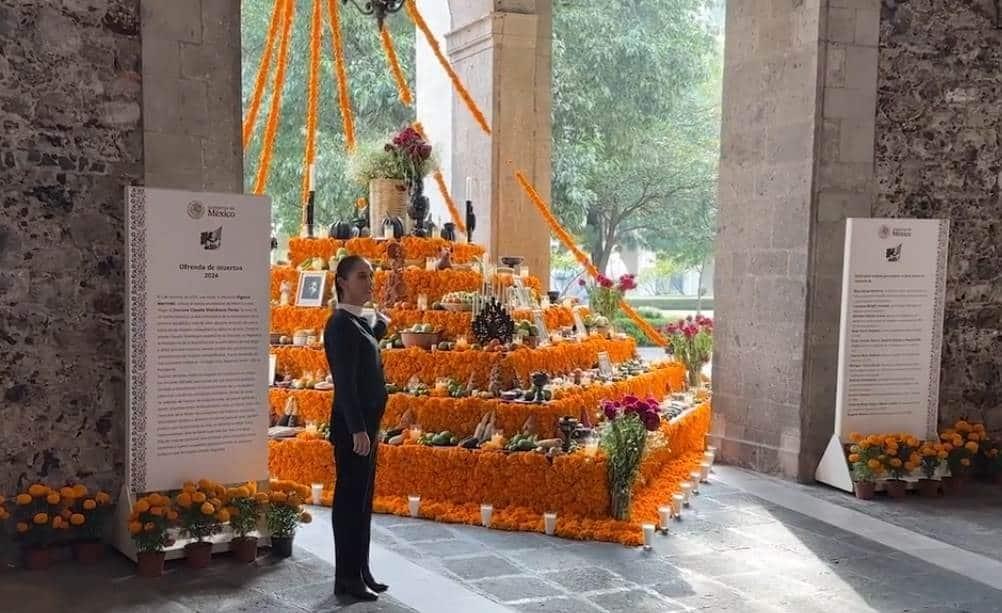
[324, 255, 389, 601]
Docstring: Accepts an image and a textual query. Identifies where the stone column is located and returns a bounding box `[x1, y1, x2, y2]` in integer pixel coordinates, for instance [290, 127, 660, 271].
[415, 0, 453, 223]
[140, 0, 243, 193]
[714, 0, 883, 480]
[447, 1, 552, 287]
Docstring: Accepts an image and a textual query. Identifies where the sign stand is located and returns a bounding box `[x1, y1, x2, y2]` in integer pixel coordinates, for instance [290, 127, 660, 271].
[816, 218, 949, 491]
[116, 187, 272, 560]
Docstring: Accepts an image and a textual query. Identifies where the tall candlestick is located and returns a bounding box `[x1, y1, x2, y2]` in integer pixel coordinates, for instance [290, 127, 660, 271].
[308, 163, 316, 192]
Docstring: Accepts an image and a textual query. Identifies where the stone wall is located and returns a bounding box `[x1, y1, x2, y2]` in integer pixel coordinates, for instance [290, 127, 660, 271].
[141, 0, 242, 192]
[0, 0, 143, 492]
[875, 1, 1002, 428]
[712, 0, 823, 478]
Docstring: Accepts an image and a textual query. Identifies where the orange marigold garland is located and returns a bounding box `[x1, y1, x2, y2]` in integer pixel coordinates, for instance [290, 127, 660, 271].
[325, 0, 357, 151]
[242, 0, 284, 149]
[514, 169, 668, 347]
[412, 122, 466, 233]
[300, 0, 324, 204]
[379, 25, 413, 107]
[405, 0, 491, 135]
[252, 0, 296, 194]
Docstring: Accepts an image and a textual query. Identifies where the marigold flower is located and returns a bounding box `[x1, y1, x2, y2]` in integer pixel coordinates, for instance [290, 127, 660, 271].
[167, 510, 179, 521]
[209, 498, 223, 510]
[28, 484, 47, 497]
[144, 522, 156, 532]
[968, 432, 980, 442]
[192, 492, 207, 504]
[134, 499, 150, 513]
[955, 420, 971, 433]
[46, 493, 61, 505]
[60, 486, 76, 500]
[960, 458, 971, 467]
[61, 508, 73, 520]
[70, 513, 85, 526]
[216, 509, 231, 523]
[177, 492, 193, 508]
[201, 502, 216, 516]
[965, 441, 979, 453]
[95, 491, 110, 505]
[74, 484, 89, 498]
[847, 453, 860, 463]
[149, 506, 164, 517]
[889, 458, 903, 468]
[128, 521, 142, 535]
[233, 486, 251, 499]
[867, 459, 881, 470]
[16, 522, 29, 533]
[938, 451, 948, 460]
[83, 499, 97, 511]
[16, 493, 32, 505]
[33, 512, 49, 525]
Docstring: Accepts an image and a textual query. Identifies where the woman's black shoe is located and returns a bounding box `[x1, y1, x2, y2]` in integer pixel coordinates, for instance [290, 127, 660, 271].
[334, 580, 378, 601]
[362, 570, 389, 593]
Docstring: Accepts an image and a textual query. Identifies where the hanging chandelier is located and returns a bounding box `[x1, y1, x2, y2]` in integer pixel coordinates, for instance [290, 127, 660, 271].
[342, 0, 406, 29]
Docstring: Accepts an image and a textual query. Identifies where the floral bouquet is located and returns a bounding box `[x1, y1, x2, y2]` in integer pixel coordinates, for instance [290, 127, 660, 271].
[918, 441, 948, 480]
[70, 487, 113, 543]
[265, 480, 313, 541]
[579, 274, 636, 324]
[664, 315, 713, 389]
[349, 125, 437, 186]
[940, 419, 985, 478]
[599, 395, 662, 520]
[175, 480, 228, 544]
[128, 492, 177, 553]
[225, 483, 267, 539]
[846, 434, 884, 484]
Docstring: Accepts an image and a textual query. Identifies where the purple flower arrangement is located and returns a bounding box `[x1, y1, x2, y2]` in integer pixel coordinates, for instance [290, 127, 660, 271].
[601, 395, 662, 432]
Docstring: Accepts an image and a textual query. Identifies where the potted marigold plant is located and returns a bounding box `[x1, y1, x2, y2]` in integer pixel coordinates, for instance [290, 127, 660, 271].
[11, 483, 68, 570]
[664, 315, 713, 390]
[917, 442, 947, 497]
[226, 483, 266, 564]
[69, 486, 113, 564]
[984, 442, 1002, 485]
[847, 434, 883, 500]
[940, 419, 983, 493]
[266, 480, 313, 558]
[175, 480, 227, 569]
[599, 396, 662, 520]
[880, 434, 919, 498]
[128, 492, 176, 577]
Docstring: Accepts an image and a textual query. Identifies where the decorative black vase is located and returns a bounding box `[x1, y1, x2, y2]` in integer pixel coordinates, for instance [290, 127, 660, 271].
[465, 201, 476, 243]
[407, 179, 430, 237]
[440, 222, 457, 242]
[558, 416, 579, 452]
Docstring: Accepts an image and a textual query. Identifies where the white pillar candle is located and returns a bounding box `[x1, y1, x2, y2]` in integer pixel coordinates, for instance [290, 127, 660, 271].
[417, 294, 428, 311]
[480, 504, 493, 527]
[699, 462, 712, 482]
[703, 451, 716, 465]
[426, 257, 437, 271]
[583, 438, 599, 458]
[671, 494, 684, 517]
[466, 176, 473, 201]
[519, 265, 529, 279]
[690, 472, 702, 494]
[642, 523, 656, 549]
[543, 512, 557, 536]
[408, 495, 421, 518]
[308, 163, 316, 191]
[310, 483, 323, 505]
[658, 506, 672, 531]
[679, 482, 693, 506]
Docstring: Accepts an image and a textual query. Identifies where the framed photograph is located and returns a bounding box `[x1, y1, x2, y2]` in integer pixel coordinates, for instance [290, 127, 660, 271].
[532, 309, 550, 347]
[597, 351, 613, 377]
[571, 307, 587, 340]
[269, 354, 277, 386]
[296, 271, 327, 307]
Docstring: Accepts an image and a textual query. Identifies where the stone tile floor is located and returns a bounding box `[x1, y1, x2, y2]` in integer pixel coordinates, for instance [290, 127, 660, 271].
[2, 469, 1001, 612]
[372, 478, 1002, 612]
[0, 544, 416, 613]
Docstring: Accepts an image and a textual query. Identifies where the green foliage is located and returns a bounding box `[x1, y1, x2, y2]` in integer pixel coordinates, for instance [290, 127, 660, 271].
[552, 0, 723, 272]
[228, 496, 263, 538]
[266, 503, 302, 538]
[614, 313, 668, 347]
[600, 412, 648, 520]
[241, 1, 417, 236]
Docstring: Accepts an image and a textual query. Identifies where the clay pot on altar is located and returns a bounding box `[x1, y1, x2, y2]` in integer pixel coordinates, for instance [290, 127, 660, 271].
[136, 551, 166, 578]
[22, 546, 52, 571]
[942, 475, 963, 495]
[230, 536, 259, 564]
[184, 541, 213, 569]
[73, 540, 105, 564]
[853, 481, 875, 500]
[884, 479, 907, 498]
[271, 536, 294, 558]
[917, 479, 941, 498]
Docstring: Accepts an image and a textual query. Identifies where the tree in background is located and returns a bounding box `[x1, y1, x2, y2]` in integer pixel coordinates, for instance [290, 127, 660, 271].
[241, 2, 416, 237]
[551, 0, 723, 276]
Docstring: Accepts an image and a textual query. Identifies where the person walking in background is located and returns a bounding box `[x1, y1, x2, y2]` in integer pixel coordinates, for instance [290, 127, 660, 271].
[324, 255, 390, 601]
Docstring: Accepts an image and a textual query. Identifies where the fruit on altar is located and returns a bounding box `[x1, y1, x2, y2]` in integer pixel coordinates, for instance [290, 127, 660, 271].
[458, 436, 480, 449]
[329, 221, 355, 240]
[515, 319, 538, 337]
[505, 434, 537, 452]
[536, 438, 562, 450]
[385, 382, 402, 394]
[298, 257, 327, 271]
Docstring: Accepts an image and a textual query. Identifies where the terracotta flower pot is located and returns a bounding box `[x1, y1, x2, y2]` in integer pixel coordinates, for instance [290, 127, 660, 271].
[184, 541, 213, 569]
[942, 475, 962, 495]
[136, 551, 165, 578]
[917, 478, 941, 498]
[853, 481, 875, 500]
[73, 540, 105, 564]
[885, 479, 907, 498]
[230, 536, 259, 564]
[271, 536, 294, 558]
[23, 546, 52, 571]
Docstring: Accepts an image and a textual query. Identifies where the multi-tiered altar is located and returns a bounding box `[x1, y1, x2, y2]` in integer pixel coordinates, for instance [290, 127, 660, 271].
[266, 235, 711, 546]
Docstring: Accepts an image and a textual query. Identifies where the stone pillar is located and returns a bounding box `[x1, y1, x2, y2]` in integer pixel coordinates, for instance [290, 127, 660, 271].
[447, 1, 552, 287]
[141, 0, 242, 192]
[714, 0, 884, 480]
[415, 0, 454, 225]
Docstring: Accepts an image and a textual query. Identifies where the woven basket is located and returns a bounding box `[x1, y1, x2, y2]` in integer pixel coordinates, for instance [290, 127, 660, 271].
[369, 178, 409, 236]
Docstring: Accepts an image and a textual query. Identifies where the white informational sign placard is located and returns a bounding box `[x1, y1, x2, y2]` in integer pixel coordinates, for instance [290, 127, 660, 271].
[125, 187, 272, 494]
[597, 351, 613, 378]
[816, 218, 949, 491]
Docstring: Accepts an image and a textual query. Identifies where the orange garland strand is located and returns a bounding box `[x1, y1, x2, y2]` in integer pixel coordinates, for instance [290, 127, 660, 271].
[300, 0, 323, 204]
[411, 122, 466, 233]
[405, 0, 491, 135]
[325, 0, 357, 152]
[252, 0, 295, 194]
[242, 0, 284, 149]
[514, 169, 669, 347]
[379, 25, 413, 107]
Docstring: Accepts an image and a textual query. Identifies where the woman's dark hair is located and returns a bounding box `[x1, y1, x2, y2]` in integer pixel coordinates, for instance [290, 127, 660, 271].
[334, 255, 368, 302]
